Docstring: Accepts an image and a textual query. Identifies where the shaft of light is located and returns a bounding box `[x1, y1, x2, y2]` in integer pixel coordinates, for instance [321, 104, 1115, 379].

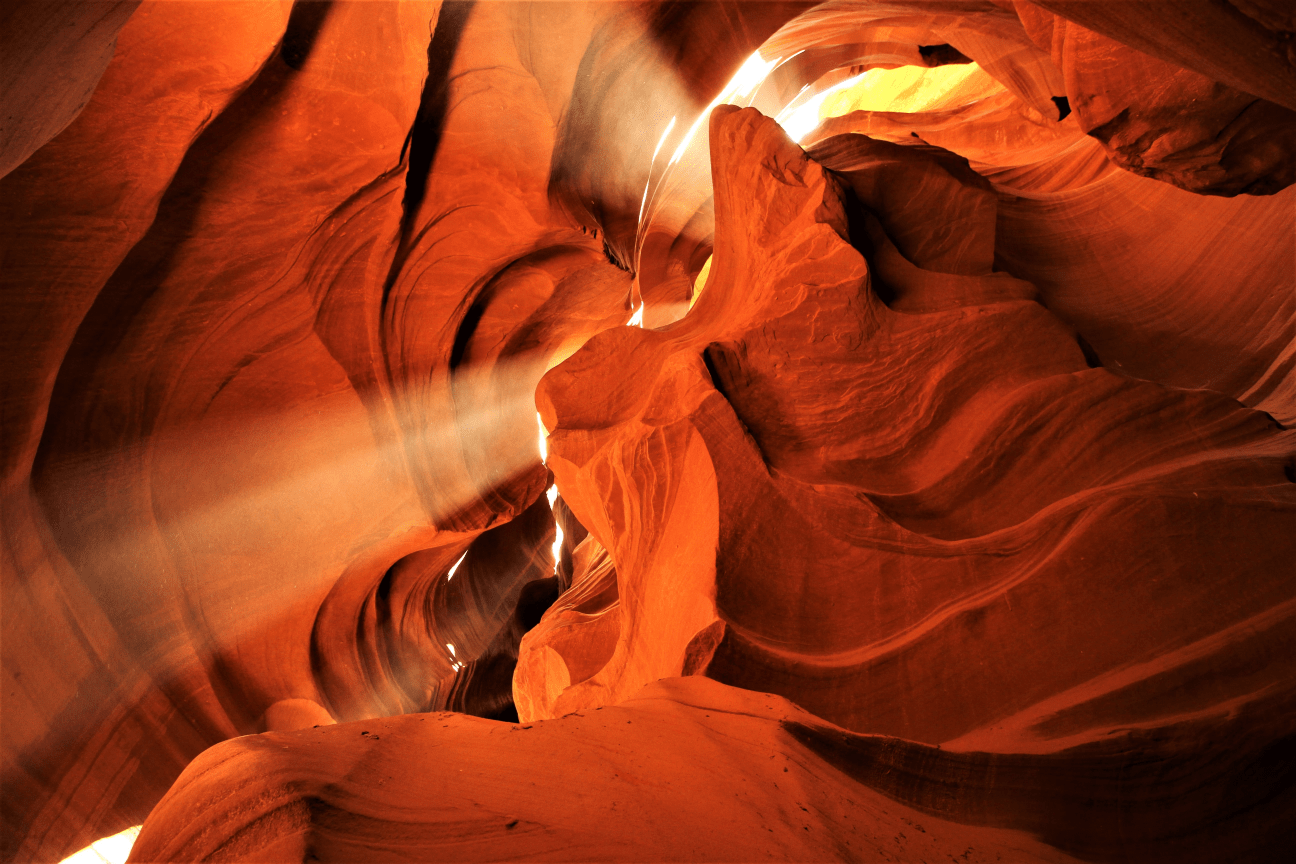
[446, 551, 467, 581]
[639, 115, 679, 226]
[777, 72, 865, 142]
[59, 826, 140, 864]
[668, 50, 782, 167]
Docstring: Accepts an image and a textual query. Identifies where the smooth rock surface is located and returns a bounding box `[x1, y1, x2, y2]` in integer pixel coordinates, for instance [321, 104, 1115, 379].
[129, 677, 1087, 864]
[3, 2, 1294, 861]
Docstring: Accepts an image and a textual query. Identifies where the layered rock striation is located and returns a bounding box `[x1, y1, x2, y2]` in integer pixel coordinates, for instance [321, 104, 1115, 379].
[2, 2, 1294, 862]
[521, 112, 1296, 864]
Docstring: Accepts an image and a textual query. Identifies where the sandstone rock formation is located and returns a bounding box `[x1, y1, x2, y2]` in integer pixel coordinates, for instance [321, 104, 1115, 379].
[520, 109, 1296, 860]
[2, 2, 1294, 862]
[128, 678, 1090, 863]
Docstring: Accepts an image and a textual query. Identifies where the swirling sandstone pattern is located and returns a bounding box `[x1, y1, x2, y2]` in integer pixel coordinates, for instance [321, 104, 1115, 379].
[129, 678, 1087, 863]
[2, 2, 1294, 862]
[524, 105, 1296, 858]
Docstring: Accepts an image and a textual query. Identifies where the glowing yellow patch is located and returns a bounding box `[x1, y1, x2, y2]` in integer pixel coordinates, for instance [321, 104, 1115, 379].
[819, 62, 998, 119]
[691, 255, 713, 309]
[59, 826, 141, 864]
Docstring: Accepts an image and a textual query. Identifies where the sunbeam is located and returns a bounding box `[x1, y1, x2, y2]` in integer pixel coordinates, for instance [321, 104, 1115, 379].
[58, 826, 140, 864]
[28, 349, 559, 748]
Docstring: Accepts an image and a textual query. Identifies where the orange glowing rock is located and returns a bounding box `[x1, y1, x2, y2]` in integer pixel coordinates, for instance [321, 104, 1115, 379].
[529, 107, 1296, 751]
[129, 678, 1091, 864]
[515, 106, 1296, 860]
[2, 2, 1296, 861]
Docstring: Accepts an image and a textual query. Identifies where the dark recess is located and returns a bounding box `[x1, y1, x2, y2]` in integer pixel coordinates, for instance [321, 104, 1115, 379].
[515, 577, 561, 633]
[1075, 333, 1103, 368]
[835, 186, 897, 305]
[603, 238, 631, 272]
[1053, 95, 1072, 121]
[553, 496, 589, 589]
[918, 44, 973, 66]
[399, 1, 476, 222]
[701, 344, 733, 402]
[280, 1, 334, 71]
[381, 1, 476, 310]
[448, 287, 489, 371]
[450, 576, 560, 724]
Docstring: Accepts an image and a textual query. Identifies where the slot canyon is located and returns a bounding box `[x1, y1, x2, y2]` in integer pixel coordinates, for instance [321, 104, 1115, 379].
[3, 1, 1296, 861]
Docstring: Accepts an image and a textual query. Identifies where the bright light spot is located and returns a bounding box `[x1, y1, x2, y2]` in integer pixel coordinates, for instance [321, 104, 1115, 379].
[446, 551, 467, 582]
[690, 255, 713, 309]
[651, 115, 678, 164]
[446, 642, 456, 656]
[727, 50, 783, 102]
[777, 72, 865, 143]
[778, 63, 994, 144]
[550, 517, 565, 574]
[59, 826, 141, 864]
[537, 411, 548, 462]
[824, 62, 991, 117]
[628, 304, 644, 327]
[544, 482, 564, 573]
[669, 50, 781, 166]
[637, 51, 802, 270]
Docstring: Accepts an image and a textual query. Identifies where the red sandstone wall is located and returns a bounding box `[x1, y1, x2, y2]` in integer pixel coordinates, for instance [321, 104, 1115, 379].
[2, 2, 1294, 861]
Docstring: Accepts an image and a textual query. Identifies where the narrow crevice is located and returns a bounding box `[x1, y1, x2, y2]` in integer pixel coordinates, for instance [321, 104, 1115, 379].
[448, 282, 493, 372]
[553, 496, 589, 591]
[701, 344, 733, 404]
[381, 1, 476, 310]
[835, 186, 897, 306]
[1076, 333, 1103, 368]
[702, 343, 778, 473]
[399, 1, 476, 224]
[603, 237, 631, 272]
[280, 1, 334, 71]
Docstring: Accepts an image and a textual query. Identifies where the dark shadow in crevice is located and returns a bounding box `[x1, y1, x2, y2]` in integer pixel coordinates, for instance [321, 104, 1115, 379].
[918, 43, 973, 66]
[398, 1, 475, 224]
[281, 0, 334, 71]
[835, 184, 897, 305]
[311, 493, 562, 724]
[702, 344, 734, 403]
[552, 495, 589, 592]
[381, 1, 476, 309]
[784, 706, 1296, 864]
[1076, 333, 1103, 368]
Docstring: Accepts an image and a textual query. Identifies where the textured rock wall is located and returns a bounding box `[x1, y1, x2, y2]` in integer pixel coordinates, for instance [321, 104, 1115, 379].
[528, 105, 1296, 744]
[129, 678, 1090, 863]
[2, 1, 1294, 861]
